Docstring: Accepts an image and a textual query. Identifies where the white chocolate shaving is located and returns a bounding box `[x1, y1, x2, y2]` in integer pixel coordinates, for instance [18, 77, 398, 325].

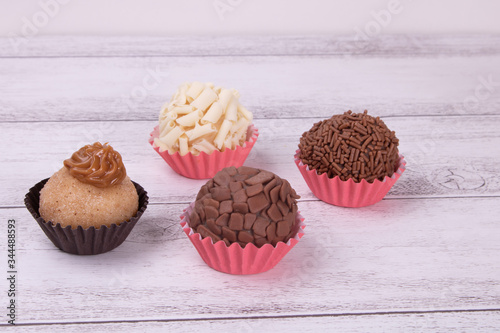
[201, 102, 223, 124]
[213, 119, 232, 150]
[218, 89, 233, 112]
[192, 139, 217, 154]
[159, 119, 176, 137]
[178, 134, 189, 156]
[155, 81, 254, 156]
[159, 126, 184, 149]
[172, 105, 195, 115]
[191, 87, 217, 112]
[189, 123, 216, 141]
[176, 110, 203, 127]
[186, 82, 205, 101]
[225, 98, 238, 122]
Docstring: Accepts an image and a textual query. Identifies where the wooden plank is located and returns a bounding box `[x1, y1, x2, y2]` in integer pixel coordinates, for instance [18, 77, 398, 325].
[2, 310, 500, 332]
[1, 116, 499, 207]
[1, 35, 500, 58]
[1, 197, 499, 323]
[1, 54, 499, 122]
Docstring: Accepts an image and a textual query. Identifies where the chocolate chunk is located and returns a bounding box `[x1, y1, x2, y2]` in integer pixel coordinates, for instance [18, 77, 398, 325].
[269, 185, 280, 204]
[204, 206, 219, 220]
[246, 183, 263, 197]
[196, 185, 209, 200]
[233, 174, 249, 181]
[252, 217, 269, 237]
[263, 178, 277, 201]
[255, 236, 268, 247]
[260, 208, 269, 220]
[244, 213, 256, 229]
[203, 198, 220, 209]
[222, 226, 237, 242]
[207, 218, 221, 234]
[280, 181, 290, 202]
[238, 166, 259, 176]
[198, 225, 221, 243]
[233, 202, 249, 214]
[200, 193, 212, 202]
[216, 213, 229, 226]
[285, 212, 295, 228]
[189, 212, 201, 228]
[219, 200, 233, 214]
[211, 187, 231, 201]
[228, 213, 244, 230]
[195, 202, 206, 220]
[226, 166, 237, 176]
[266, 223, 277, 242]
[277, 200, 289, 216]
[233, 189, 248, 203]
[245, 170, 274, 185]
[238, 231, 254, 244]
[267, 204, 282, 222]
[222, 238, 231, 247]
[213, 170, 231, 186]
[247, 192, 269, 213]
[276, 221, 289, 237]
[229, 181, 243, 193]
[273, 236, 285, 246]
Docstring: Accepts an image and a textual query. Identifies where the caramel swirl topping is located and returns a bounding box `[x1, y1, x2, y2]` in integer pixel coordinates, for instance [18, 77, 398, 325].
[63, 142, 127, 188]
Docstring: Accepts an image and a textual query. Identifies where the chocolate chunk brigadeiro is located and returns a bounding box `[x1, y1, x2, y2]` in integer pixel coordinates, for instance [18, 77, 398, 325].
[298, 110, 400, 183]
[189, 166, 300, 248]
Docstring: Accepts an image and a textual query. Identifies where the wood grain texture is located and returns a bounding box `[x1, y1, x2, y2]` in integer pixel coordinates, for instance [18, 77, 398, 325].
[2, 311, 500, 332]
[1, 53, 499, 122]
[1, 116, 499, 207]
[1, 35, 500, 58]
[1, 35, 499, 331]
[1, 197, 499, 324]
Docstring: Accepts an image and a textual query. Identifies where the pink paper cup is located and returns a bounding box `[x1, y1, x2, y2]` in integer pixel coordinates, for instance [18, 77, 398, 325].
[294, 149, 406, 208]
[180, 202, 306, 275]
[149, 125, 259, 179]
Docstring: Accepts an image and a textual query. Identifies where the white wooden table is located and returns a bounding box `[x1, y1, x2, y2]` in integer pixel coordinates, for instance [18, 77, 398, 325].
[1, 35, 499, 332]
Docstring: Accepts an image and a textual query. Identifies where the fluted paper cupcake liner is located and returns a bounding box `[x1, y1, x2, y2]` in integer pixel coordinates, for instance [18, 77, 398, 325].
[294, 149, 406, 208]
[180, 202, 306, 275]
[25, 178, 149, 255]
[149, 125, 259, 179]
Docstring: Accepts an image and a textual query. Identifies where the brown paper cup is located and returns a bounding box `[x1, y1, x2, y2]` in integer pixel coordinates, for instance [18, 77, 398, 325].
[25, 178, 149, 255]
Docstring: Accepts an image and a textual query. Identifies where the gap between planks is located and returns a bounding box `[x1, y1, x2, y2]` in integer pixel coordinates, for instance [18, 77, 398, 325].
[2, 113, 500, 125]
[2, 308, 499, 328]
[3, 195, 500, 210]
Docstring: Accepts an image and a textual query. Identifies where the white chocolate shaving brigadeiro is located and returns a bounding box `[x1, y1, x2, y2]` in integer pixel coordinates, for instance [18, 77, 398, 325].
[155, 82, 253, 156]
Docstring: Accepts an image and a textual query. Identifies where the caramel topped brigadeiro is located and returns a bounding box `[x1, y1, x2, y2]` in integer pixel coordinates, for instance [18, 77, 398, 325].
[64, 142, 127, 188]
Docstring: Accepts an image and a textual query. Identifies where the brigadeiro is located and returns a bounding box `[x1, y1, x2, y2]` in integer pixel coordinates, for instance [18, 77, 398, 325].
[149, 81, 259, 179]
[180, 166, 305, 274]
[24, 142, 149, 255]
[294, 110, 406, 207]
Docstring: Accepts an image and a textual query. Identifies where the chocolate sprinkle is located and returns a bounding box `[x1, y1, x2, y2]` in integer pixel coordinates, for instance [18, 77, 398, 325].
[189, 166, 300, 247]
[298, 110, 399, 183]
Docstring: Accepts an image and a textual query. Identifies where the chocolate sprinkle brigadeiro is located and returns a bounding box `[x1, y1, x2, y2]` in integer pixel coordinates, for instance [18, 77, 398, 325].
[189, 166, 300, 248]
[298, 110, 399, 183]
